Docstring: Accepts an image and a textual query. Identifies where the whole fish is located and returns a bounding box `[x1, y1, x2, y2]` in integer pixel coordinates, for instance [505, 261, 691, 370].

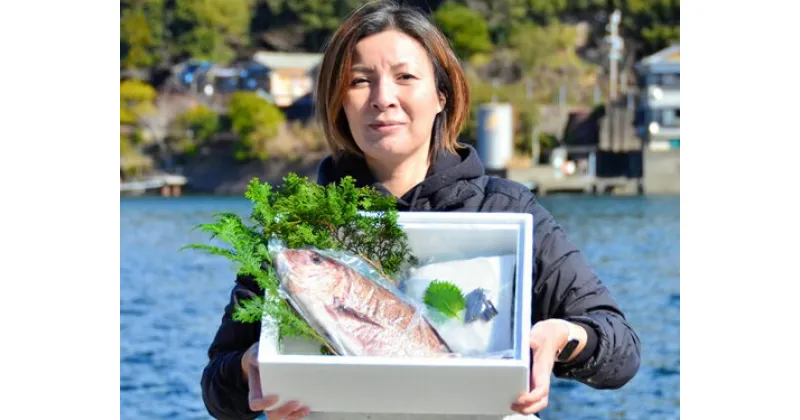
[274, 248, 453, 358]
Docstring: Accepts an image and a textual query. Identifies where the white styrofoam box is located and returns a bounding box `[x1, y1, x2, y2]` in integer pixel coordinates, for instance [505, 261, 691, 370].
[258, 211, 534, 416]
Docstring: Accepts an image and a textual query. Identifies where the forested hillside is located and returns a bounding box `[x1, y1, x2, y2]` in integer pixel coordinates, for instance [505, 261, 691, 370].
[120, 0, 679, 185]
[121, 0, 679, 79]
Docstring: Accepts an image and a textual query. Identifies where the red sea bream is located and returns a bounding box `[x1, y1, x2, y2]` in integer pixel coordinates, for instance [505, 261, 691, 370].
[274, 248, 452, 357]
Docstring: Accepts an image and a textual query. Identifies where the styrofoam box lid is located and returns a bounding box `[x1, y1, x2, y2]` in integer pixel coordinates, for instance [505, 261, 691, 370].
[258, 211, 534, 416]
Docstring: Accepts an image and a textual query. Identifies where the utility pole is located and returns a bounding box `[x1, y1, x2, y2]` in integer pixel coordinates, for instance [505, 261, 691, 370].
[606, 9, 623, 152]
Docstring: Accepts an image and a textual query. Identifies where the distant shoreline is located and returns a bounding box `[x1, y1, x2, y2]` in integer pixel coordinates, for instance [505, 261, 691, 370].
[121, 148, 679, 198]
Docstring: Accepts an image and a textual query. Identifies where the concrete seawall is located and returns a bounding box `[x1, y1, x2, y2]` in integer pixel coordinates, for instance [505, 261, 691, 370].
[506, 148, 679, 196]
[643, 149, 679, 195]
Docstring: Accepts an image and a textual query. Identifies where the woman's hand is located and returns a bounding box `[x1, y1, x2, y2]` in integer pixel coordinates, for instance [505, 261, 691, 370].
[241, 342, 312, 419]
[510, 319, 573, 415]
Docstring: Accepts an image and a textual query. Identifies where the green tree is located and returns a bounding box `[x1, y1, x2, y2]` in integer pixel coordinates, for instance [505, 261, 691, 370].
[264, 0, 354, 30]
[434, 1, 493, 61]
[452, 0, 526, 45]
[467, 0, 679, 59]
[174, 0, 255, 63]
[552, 0, 680, 59]
[120, 78, 159, 174]
[227, 92, 286, 160]
[179, 105, 221, 144]
[120, 79, 158, 126]
[120, 0, 166, 69]
[625, 0, 680, 55]
[525, 0, 569, 23]
[172, 104, 222, 154]
[509, 22, 588, 76]
[256, 0, 370, 51]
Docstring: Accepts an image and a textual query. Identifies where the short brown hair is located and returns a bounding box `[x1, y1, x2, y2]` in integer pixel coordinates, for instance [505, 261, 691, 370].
[314, 0, 470, 163]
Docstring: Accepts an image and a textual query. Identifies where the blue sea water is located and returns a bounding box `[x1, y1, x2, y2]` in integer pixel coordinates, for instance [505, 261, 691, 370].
[120, 195, 679, 419]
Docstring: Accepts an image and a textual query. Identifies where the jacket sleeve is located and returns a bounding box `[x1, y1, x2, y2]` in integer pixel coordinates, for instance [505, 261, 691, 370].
[523, 196, 641, 389]
[201, 275, 264, 420]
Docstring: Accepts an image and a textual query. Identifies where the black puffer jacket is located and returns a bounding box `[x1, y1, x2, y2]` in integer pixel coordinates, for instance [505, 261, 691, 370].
[200, 144, 641, 419]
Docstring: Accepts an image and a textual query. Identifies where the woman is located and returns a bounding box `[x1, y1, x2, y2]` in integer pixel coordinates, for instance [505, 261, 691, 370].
[201, 1, 641, 419]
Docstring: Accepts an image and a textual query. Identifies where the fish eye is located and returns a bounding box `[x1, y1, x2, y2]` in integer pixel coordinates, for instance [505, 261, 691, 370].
[311, 255, 322, 264]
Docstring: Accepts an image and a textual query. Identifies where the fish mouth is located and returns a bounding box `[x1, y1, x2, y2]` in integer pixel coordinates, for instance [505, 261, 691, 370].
[273, 251, 292, 283]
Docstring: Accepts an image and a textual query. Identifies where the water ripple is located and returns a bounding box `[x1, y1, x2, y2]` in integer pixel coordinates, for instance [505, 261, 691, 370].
[121, 195, 679, 420]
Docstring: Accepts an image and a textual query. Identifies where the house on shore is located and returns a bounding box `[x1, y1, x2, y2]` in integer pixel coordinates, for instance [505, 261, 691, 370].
[251, 51, 323, 107]
[634, 44, 680, 151]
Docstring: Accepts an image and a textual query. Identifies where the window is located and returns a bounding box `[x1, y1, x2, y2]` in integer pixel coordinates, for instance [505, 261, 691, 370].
[661, 73, 680, 89]
[660, 108, 680, 127]
[645, 72, 680, 89]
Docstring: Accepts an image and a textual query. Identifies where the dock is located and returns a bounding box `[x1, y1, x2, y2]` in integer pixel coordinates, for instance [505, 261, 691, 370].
[505, 166, 641, 196]
[120, 174, 188, 197]
[504, 148, 679, 196]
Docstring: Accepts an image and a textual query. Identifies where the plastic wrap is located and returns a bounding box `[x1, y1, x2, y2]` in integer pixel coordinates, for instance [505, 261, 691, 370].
[399, 254, 518, 359]
[267, 238, 517, 360]
[268, 240, 454, 358]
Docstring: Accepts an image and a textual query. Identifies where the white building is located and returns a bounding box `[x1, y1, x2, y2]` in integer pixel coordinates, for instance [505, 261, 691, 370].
[634, 44, 680, 151]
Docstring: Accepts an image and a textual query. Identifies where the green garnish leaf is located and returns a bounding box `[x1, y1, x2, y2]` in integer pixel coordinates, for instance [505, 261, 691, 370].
[182, 173, 418, 348]
[423, 280, 466, 320]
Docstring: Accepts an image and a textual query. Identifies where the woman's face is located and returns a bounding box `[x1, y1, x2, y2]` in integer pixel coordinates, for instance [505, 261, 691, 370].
[342, 29, 444, 165]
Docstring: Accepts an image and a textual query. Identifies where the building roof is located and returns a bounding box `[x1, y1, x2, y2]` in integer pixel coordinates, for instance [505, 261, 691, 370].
[636, 43, 679, 74]
[252, 51, 323, 72]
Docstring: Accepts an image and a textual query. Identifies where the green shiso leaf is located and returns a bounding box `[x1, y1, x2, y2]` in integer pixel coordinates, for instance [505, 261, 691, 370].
[423, 280, 466, 320]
